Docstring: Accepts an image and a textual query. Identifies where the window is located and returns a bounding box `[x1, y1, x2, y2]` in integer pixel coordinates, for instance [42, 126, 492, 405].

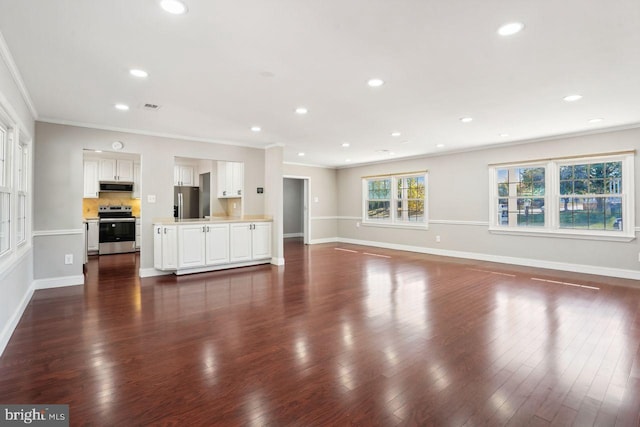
[16, 141, 27, 244]
[0, 124, 9, 255]
[363, 172, 427, 227]
[489, 152, 635, 240]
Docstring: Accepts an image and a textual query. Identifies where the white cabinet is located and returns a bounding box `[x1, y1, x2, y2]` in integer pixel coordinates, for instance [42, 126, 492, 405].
[83, 160, 99, 198]
[100, 158, 134, 182]
[217, 161, 244, 198]
[178, 224, 206, 268]
[230, 222, 271, 262]
[87, 220, 99, 252]
[135, 218, 141, 250]
[177, 223, 230, 268]
[174, 165, 195, 186]
[133, 163, 141, 198]
[154, 224, 177, 270]
[205, 224, 230, 265]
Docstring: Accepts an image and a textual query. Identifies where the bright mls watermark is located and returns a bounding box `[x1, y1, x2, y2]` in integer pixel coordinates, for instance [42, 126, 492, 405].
[0, 405, 68, 426]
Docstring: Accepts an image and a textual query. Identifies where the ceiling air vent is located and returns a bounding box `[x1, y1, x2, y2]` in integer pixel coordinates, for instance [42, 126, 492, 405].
[143, 103, 161, 111]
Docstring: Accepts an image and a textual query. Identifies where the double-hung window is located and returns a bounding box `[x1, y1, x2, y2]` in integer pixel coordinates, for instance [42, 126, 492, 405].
[0, 124, 10, 255]
[16, 140, 28, 245]
[363, 172, 428, 227]
[489, 152, 635, 241]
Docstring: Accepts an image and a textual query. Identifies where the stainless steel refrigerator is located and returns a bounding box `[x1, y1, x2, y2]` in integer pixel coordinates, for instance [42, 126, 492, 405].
[174, 186, 200, 219]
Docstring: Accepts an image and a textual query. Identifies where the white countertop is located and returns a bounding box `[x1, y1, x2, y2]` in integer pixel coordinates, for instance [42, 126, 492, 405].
[153, 215, 272, 225]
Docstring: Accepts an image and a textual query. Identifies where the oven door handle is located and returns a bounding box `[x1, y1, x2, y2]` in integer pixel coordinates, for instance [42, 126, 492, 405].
[99, 218, 136, 222]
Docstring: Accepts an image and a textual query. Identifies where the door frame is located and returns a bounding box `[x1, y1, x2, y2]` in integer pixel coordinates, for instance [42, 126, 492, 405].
[283, 175, 310, 244]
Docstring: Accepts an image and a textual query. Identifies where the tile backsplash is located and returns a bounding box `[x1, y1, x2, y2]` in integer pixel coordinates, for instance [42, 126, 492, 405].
[83, 193, 141, 218]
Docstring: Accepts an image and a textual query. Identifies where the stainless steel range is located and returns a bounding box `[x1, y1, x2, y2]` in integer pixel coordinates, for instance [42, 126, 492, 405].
[98, 205, 136, 255]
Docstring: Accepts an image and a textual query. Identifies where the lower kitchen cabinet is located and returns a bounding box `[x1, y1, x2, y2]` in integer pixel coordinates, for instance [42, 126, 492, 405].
[154, 221, 270, 274]
[87, 220, 99, 253]
[135, 218, 141, 250]
[154, 224, 177, 270]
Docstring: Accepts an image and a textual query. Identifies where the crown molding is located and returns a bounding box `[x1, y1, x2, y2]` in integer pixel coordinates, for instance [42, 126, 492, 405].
[0, 31, 38, 119]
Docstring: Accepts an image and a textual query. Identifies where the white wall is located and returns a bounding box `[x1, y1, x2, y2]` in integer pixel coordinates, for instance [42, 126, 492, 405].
[34, 122, 267, 278]
[336, 128, 640, 279]
[0, 46, 36, 356]
[283, 178, 303, 236]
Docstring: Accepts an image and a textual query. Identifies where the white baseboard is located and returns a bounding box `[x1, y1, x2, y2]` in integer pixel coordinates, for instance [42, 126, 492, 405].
[0, 284, 34, 358]
[336, 237, 640, 282]
[139, 268, 172, 278]
[271, 257, 285, 266]
[309, 237, 339, 244]
[284, 233, 303, 238]
[32, 275, 84, 290]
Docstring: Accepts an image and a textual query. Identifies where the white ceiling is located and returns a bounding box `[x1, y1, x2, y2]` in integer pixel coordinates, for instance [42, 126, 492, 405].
[0, 0, 639, 167]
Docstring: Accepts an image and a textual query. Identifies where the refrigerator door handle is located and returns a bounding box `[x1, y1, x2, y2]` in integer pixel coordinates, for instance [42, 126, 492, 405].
[178, 192, 183, 219]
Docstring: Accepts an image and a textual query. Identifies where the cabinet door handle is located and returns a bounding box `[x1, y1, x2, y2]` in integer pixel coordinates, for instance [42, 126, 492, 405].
[157, 228, 160, 234]
[164, 228, 167, 234]
[206, 226, 210, 232]
[202, 226, 206, 232]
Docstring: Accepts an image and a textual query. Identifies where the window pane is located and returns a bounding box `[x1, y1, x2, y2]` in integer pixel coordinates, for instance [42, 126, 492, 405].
[559, 165, 573, 180]
[605, 162, 622, 178]
[516, 198, 545, 227]
[574, 180, 588, 194]
[574, 164, 588, 179]
[16, 194, 25, 243]
[497, 169, 508, 183]
[560, 181, 573, 195]
[396, 200, 424, 222]
[0, 192, 9, 254]
[367, 201, 390, 220]
[498, 199, 508, 225]
[0, 127, 5, 187]
[606, 197, 623, 231]
[589, 178, 604, 194]
[589, 163, 604, 179]
[368, 179, 391, 200]
[606, 178, 621, 194]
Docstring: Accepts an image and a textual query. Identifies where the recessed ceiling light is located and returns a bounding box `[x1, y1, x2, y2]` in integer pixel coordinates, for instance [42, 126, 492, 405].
[563, 94, 582, 102]
[250, 126, 261, 132]
[436, 143, 445, 148]
[297, 152, 305, 157]
[345, 159, 351, 163]
[588, 118, 604, 123]
[400, 140, 410, 145]
[460, 117, 473, 123]
[114, 103, 129, 111]
[95, 150, 103, 153]
[497, 22, 525, 36]
[499, 133, 509, 137]
[160, 0, 188, 15]
[367, 78, 384, 87]
[391, 132, 401, 137]
[389, 152, 396, 156]
[341, 143, 350, 148]
[129, 69, 148, 78]
[295, 107, 308, 115]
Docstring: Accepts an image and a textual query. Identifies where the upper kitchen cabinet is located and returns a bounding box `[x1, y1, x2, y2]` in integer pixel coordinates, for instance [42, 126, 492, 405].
[174, 158, 199, 187]
[133, 162, 141, 198]
[83, 160, 99, 198]
[99, 158, 134, 182]
[217, 161, 244, 198]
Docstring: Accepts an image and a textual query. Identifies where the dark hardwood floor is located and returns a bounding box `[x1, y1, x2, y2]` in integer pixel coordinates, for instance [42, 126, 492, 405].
[1, 239, 640, 426]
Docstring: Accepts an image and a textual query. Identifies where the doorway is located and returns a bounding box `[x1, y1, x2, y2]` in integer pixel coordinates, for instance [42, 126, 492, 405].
[283, 176, 310, 245]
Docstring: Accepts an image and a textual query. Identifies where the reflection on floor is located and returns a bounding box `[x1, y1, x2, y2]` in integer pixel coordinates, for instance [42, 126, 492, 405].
[1, 238, 640, 425]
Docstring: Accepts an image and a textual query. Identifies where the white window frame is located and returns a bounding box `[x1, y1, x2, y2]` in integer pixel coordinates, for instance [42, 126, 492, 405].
[489, 152, 635, 242]
[0, 122, 12, 258]
[362, 172, 428, 229]
[0, 100, 32, 277]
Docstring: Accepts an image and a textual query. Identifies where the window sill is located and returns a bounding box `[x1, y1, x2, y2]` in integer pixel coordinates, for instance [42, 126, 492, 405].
[362, 221, 428, 230]
[488, 227, 636, 242]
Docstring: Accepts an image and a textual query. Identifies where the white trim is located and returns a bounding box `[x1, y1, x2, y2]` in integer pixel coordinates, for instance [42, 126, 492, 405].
[0, 31, 38, 119]
[284, 233, 303, 238]
[271, 257, 285, 266]
[139, 267, 172, 278]
[489, 227, 636, 242]
[284, 161, 336, 169]
[311, 216, 339, 220]
[362, 222, 428, 230]
[430, 219, 489, 226]
[335, 237, 640, 282]
[0, 282, 34, 357]
[309, 237, 339, 244]
[265, 143, 286, 149]
[337, 216, 360, 221]
[38, 118, 267, 149]
[32, 275, 84, 290]
[33, 228, 84, 237]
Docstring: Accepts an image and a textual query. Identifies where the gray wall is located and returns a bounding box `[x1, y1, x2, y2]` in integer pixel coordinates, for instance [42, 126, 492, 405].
[283, 163, 338, 242]
[283, 178, 303, 236]
[336, 127, 640, 275]
[0, 52, 36, 354]
[34, 122, 267, 277]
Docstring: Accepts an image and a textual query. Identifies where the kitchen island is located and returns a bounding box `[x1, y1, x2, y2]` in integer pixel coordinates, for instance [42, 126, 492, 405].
[153, 216, 273, 275]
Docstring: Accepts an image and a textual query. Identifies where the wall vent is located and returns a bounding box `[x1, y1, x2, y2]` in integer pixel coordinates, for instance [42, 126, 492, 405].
[143, 103, 161, 110]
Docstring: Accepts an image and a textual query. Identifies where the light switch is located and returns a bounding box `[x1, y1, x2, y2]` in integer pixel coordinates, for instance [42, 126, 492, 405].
[314, 197, 319, 203]
[147, 195, 156, 203]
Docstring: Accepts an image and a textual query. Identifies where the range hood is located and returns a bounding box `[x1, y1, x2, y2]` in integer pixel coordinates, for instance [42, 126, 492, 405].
[99, 182, 134, 192]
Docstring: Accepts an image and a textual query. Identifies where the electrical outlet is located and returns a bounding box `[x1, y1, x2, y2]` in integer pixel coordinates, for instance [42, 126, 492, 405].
[147, 194, 156, 203]
[356, 222, 360, 228]
[233, 203, 237, 209]
[64, 254, 73, 265]
[436, 235, 441, 243]
[314, 197, 319, 203]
